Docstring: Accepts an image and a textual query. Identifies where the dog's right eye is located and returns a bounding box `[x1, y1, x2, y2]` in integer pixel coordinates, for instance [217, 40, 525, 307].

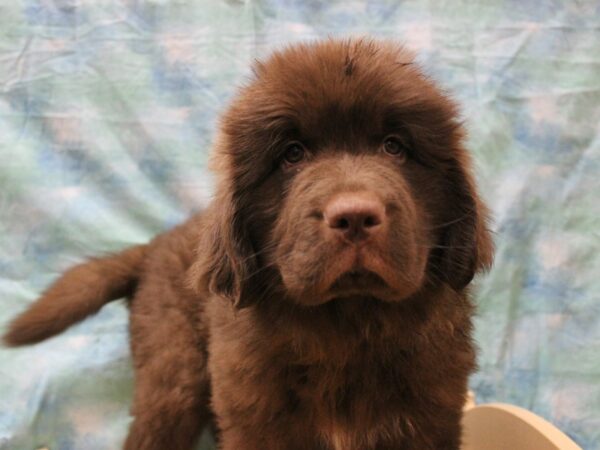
[382, 136, 409, 157]
[283, 143, 306, 165]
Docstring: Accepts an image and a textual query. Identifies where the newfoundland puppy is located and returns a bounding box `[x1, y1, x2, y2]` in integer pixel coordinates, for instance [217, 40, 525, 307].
[4, 39, 493, 450]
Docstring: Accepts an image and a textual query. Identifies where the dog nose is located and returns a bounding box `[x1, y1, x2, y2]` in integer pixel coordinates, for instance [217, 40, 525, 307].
[324, 192, 385, 242]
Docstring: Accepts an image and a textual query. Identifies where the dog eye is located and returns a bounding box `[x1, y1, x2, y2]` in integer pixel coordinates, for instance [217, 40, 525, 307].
[283, 143, 306, 164]
[382, 136, 407, 157]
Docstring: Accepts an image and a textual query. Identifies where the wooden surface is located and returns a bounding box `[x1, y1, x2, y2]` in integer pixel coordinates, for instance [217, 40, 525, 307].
[462, 403, 582, 450]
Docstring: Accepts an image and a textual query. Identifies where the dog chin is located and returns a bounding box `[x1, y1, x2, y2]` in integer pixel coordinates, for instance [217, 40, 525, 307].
[288, 269, 410, 306]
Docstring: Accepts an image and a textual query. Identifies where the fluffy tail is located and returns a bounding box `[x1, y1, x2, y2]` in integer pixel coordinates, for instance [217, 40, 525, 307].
[3, 244, 147, 347]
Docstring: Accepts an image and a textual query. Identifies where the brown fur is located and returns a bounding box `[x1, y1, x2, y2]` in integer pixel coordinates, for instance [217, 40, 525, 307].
[3, 39, 493, 450]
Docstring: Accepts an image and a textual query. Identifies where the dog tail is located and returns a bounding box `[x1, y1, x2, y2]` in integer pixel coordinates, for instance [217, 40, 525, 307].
[3, 244, 148, 347]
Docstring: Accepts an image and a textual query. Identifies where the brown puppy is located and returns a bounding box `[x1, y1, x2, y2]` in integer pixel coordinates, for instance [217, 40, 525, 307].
[3, 39, 493, 450]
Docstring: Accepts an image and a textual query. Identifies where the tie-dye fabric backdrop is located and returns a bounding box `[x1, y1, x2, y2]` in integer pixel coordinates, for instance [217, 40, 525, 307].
[1, 1, 599, 449]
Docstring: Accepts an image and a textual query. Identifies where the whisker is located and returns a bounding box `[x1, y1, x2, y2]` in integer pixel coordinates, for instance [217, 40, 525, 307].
[415, 243, 474, 250]
[235, 242, 279, 264]
[424, 207, 476, 231]
[238, 260, 280, 284]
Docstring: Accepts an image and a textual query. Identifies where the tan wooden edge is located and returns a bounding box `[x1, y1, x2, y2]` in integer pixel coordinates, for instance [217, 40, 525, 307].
[462, 402, 582, 450]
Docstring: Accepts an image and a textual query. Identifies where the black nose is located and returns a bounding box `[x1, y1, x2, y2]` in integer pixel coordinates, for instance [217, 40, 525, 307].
[324, 192, 385, 242]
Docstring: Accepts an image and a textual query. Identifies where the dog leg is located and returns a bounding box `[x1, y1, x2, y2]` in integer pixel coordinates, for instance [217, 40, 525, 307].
[124, 296, 211, 450]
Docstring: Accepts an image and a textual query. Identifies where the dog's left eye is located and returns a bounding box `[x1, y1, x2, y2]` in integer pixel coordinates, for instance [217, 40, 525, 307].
[283, 142, 306, 164]
[382, 136, 408, 156]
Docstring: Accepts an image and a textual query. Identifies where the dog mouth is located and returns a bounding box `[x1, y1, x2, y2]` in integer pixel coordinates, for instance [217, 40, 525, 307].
[311, 245, 403, 302]
[328, 269, 389, 296]
[280, 241, 420, 305]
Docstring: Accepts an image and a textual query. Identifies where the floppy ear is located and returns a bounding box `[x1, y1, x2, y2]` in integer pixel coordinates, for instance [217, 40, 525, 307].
[191, 189, 264, 309]
[438, 162, 494, 291]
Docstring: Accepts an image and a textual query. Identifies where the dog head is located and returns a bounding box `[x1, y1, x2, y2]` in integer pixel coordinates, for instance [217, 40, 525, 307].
[196, 39, 493, 307]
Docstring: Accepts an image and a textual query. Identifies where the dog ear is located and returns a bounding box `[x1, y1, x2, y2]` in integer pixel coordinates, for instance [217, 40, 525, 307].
[437, 162, 494, 291]
[194, 190, 264, 309]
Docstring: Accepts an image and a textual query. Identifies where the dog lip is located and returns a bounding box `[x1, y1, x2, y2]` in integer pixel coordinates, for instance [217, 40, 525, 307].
[330, 269, 388, 290]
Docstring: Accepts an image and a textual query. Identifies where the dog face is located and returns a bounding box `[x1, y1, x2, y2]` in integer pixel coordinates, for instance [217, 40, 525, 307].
[273, 152, 431, 306]
[200, 39, 493, 307]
